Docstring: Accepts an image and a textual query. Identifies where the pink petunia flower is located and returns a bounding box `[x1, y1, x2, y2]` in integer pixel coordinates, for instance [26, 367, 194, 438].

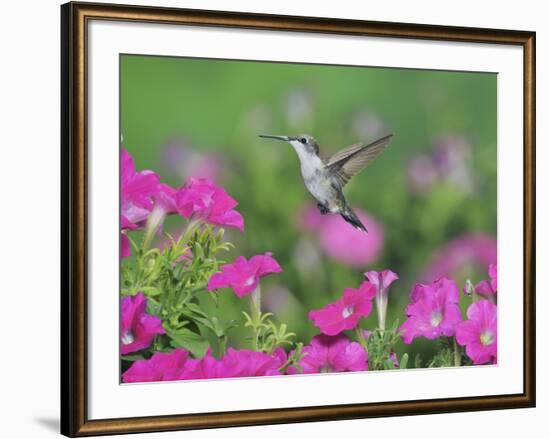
[174, 177, 244, 231]
[207, 253, 282, 298]
[121, 149, 160, 225]
[154, 183, 178, 215]
[474, 264, 498, 297]
[288, 334, 368, 374]
[399, 278, 462, 344]
[456, 300, 497, 365]
[121, 215, 137, 259]
[121, 234, 132, 259]
[177, 351, 238, 380]
[297, 203, 384, 268]
[122, 349, 189, 383]
[121, 293, 165, 355]
[178, 348, 285, 380]
[223, 347, 286, 377]
[309, 282, 376, 336]
[364, 269, 399, 329]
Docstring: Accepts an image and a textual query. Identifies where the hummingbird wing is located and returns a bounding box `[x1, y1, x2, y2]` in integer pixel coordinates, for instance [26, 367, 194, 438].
[324, 134, 393, 187]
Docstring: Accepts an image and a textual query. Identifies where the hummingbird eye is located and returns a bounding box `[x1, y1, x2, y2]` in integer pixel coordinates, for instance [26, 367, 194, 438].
[299, 137, 307, 144]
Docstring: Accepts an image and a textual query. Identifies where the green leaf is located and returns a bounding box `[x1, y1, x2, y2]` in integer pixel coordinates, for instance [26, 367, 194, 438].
[141, 286, 161, 296]
[166, 328, 209, 358]
[121, 353, 146, 362]
[399, 353, 409, 369]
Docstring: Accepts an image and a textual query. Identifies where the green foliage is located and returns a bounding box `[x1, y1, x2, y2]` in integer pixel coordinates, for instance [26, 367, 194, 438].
[121, 221, 237, 358]
[428, 348, 454, 368]
[242, 310, 296, 354]
[365, 320, 406, 371]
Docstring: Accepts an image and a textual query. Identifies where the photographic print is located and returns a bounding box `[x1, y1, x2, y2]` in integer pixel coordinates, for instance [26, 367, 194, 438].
[119, 55, 498, 383]
[62, 3, 534, 435]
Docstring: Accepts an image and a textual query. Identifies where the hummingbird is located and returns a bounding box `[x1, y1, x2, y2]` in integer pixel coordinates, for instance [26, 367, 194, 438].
[259, 133, 393, 232]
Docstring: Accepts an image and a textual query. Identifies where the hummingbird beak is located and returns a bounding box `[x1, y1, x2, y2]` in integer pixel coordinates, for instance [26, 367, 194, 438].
[259, 134, 292, 142]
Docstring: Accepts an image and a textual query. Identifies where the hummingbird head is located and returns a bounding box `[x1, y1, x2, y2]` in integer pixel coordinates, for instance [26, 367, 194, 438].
[259, 134, 319, 156]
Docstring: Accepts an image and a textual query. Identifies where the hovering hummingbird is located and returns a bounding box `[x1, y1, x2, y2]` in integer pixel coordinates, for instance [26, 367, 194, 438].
[259, 133, 393, 232]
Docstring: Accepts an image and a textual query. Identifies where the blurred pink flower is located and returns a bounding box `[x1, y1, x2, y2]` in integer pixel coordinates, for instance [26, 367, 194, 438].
[174, 177, 244, 231]
[292, 238, 322, 275]
[474, 264, 498, 297]
[351, 109, 386, 141]
[162, 141, 223, 183]
[432, 133, 474, 192]
[296, 204, 324, 232]
[262, 284, 294, 314]
[207, 253, 282, 298]
[456, 300, 497, 365]
[399, 278, 462, 344]
[121, 149, 160, 225]
[288, 334, 368, 374]
[364, 269, 399, 330]
[121, 293, 165, 355]
[283, 88, 314, 128]
[122, 349, 189, 383]
[309, 282, 376, 336]
[407, 154, 439, 194]
[423, 233, 497, 283]
[406, 133, 475, 195]
[298, 203, 384, 268]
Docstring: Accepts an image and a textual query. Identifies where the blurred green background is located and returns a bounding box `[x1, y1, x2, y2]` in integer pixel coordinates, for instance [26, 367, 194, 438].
[121, 55, 497, 365]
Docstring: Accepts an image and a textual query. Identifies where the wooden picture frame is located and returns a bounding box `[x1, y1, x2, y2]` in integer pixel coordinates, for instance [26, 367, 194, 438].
[61, 2, 535, 436]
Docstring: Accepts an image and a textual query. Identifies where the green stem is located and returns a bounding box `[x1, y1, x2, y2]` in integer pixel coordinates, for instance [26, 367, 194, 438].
[141, 206, 167, 252]
[248, 285, 262, 351]
[177, 219, 200, 249]
[354, 326, 369, 356]
[218, 335, 227, 357]
[376, 295, 387, 331]
[453, 338, 461, 367]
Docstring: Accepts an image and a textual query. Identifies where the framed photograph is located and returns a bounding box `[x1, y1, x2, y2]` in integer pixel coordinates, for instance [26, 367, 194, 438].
[61, 2, 535, 436]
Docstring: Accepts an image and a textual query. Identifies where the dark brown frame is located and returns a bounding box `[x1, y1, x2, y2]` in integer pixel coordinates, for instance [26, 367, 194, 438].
[61, 1, 536, 436]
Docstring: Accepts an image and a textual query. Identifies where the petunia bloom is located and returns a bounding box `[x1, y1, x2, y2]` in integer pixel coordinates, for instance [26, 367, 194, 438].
[121, 215, 137, 259]
[399, 278, 462, 344]
[122, 349, 189, 383]
[288, 334, 368, 374]
[207, 253, 282, 298]
[178, 348, 285, 380]
[177, 351, 238, 380]
[121, 149, 160, 225]
[474, 264, 498, 297]
[297, 204, 384, 268]
[309, 282, 376, 336]
[174, 177, 244, 231]
[364, 269, 399, 330]
[154, 183, 178, 215]
[223, 348, 286, 377]
[456, 300, 497, 365]
[121, 293, 165, 355]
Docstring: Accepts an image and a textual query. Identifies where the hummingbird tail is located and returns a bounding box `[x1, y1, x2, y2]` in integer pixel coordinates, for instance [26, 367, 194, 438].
[341, 207, 368, 233]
